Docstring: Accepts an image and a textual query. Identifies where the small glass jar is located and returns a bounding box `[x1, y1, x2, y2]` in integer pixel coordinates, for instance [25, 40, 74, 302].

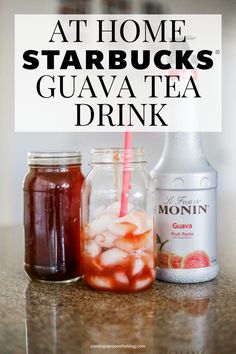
[23, 152, 84, 283]
[81, 148, 156, 292]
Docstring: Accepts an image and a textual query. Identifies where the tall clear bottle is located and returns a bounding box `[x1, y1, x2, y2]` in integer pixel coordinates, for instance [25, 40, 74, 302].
[151, 132, 219, 283]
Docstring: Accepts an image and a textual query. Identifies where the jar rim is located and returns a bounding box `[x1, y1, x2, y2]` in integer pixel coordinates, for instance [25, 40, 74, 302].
[28, 151, 82, 166]
[91, 147, 146, 164]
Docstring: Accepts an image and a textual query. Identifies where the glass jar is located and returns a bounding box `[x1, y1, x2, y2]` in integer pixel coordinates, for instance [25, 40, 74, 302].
[23, 152, 84, 283]
[81, 148, 156, 292]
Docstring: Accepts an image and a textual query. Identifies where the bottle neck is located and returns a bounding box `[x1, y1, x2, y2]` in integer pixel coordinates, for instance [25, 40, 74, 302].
[151, 132, 212, 176]
[163, 132, 204, 161]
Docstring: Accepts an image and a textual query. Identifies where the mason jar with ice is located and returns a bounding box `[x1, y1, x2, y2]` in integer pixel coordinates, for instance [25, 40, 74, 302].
[81, 148, 156, 292]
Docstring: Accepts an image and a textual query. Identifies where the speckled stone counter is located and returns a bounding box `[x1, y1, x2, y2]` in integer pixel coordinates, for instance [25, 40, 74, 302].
[0, 226, 236, 354]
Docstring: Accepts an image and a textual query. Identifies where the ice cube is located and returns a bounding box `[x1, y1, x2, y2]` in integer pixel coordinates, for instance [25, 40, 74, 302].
[88, 276, 112, 289]
[115, 272, 129, 284]
[116, 212, 138, 225]
[115, 230, 150, 251]
[106, 201, 134, 215]
[89, 214, 116, 236]
[134, 278, 152, 290]
[115, 209, 152, 236]
[95, 231, 118, 248]
[115, 237, 134, 252]
[107, 220, 136, 236]
[131, 210, 152, 235]
[85, 241, 101, 258]
[132, 258, 144, 275]
[100, 248, 128, 266]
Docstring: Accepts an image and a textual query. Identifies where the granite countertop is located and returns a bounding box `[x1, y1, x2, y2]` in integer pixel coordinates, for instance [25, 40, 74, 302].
[0, 226, 236, 354]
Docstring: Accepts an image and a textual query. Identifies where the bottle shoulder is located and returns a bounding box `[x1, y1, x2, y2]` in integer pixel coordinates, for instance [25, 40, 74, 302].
[150, 155, 217, 175]
[150, 157, 217, 190]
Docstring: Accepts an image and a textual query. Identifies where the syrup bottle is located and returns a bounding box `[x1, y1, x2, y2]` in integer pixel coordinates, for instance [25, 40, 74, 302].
[151, 132, 219, 283]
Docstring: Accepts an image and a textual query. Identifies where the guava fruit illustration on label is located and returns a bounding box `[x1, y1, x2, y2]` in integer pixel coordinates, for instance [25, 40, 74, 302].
[169, 254, 183, 268]
[157, 251, 183, 269]
[157, 248, 210, 269]
[182, 251, 210, 269]
[157, 233, 211, 270]
[158, 251, 170, 268]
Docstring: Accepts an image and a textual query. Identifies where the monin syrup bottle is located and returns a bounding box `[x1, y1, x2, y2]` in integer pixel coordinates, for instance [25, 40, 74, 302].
[151, 132, 219, 283]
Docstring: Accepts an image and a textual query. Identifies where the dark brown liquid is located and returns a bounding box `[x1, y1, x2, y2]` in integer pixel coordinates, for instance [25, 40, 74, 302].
[24, 165, 84, 282]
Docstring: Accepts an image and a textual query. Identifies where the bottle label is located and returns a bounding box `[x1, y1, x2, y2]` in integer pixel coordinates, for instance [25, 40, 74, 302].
[156, 189, 217, 269]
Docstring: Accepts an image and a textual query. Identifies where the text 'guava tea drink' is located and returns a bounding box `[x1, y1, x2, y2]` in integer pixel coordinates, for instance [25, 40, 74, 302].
[81, 148, 156, 292]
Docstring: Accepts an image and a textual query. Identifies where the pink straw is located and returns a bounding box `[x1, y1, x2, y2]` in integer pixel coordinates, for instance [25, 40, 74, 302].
[119, 131, 132, 217]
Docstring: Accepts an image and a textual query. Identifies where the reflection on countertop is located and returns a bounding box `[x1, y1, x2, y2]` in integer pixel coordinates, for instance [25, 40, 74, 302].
[0, 225, 236, 354]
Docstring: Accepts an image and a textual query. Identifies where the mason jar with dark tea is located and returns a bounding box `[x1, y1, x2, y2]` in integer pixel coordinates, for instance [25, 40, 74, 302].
[23, 152, 84, 283]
